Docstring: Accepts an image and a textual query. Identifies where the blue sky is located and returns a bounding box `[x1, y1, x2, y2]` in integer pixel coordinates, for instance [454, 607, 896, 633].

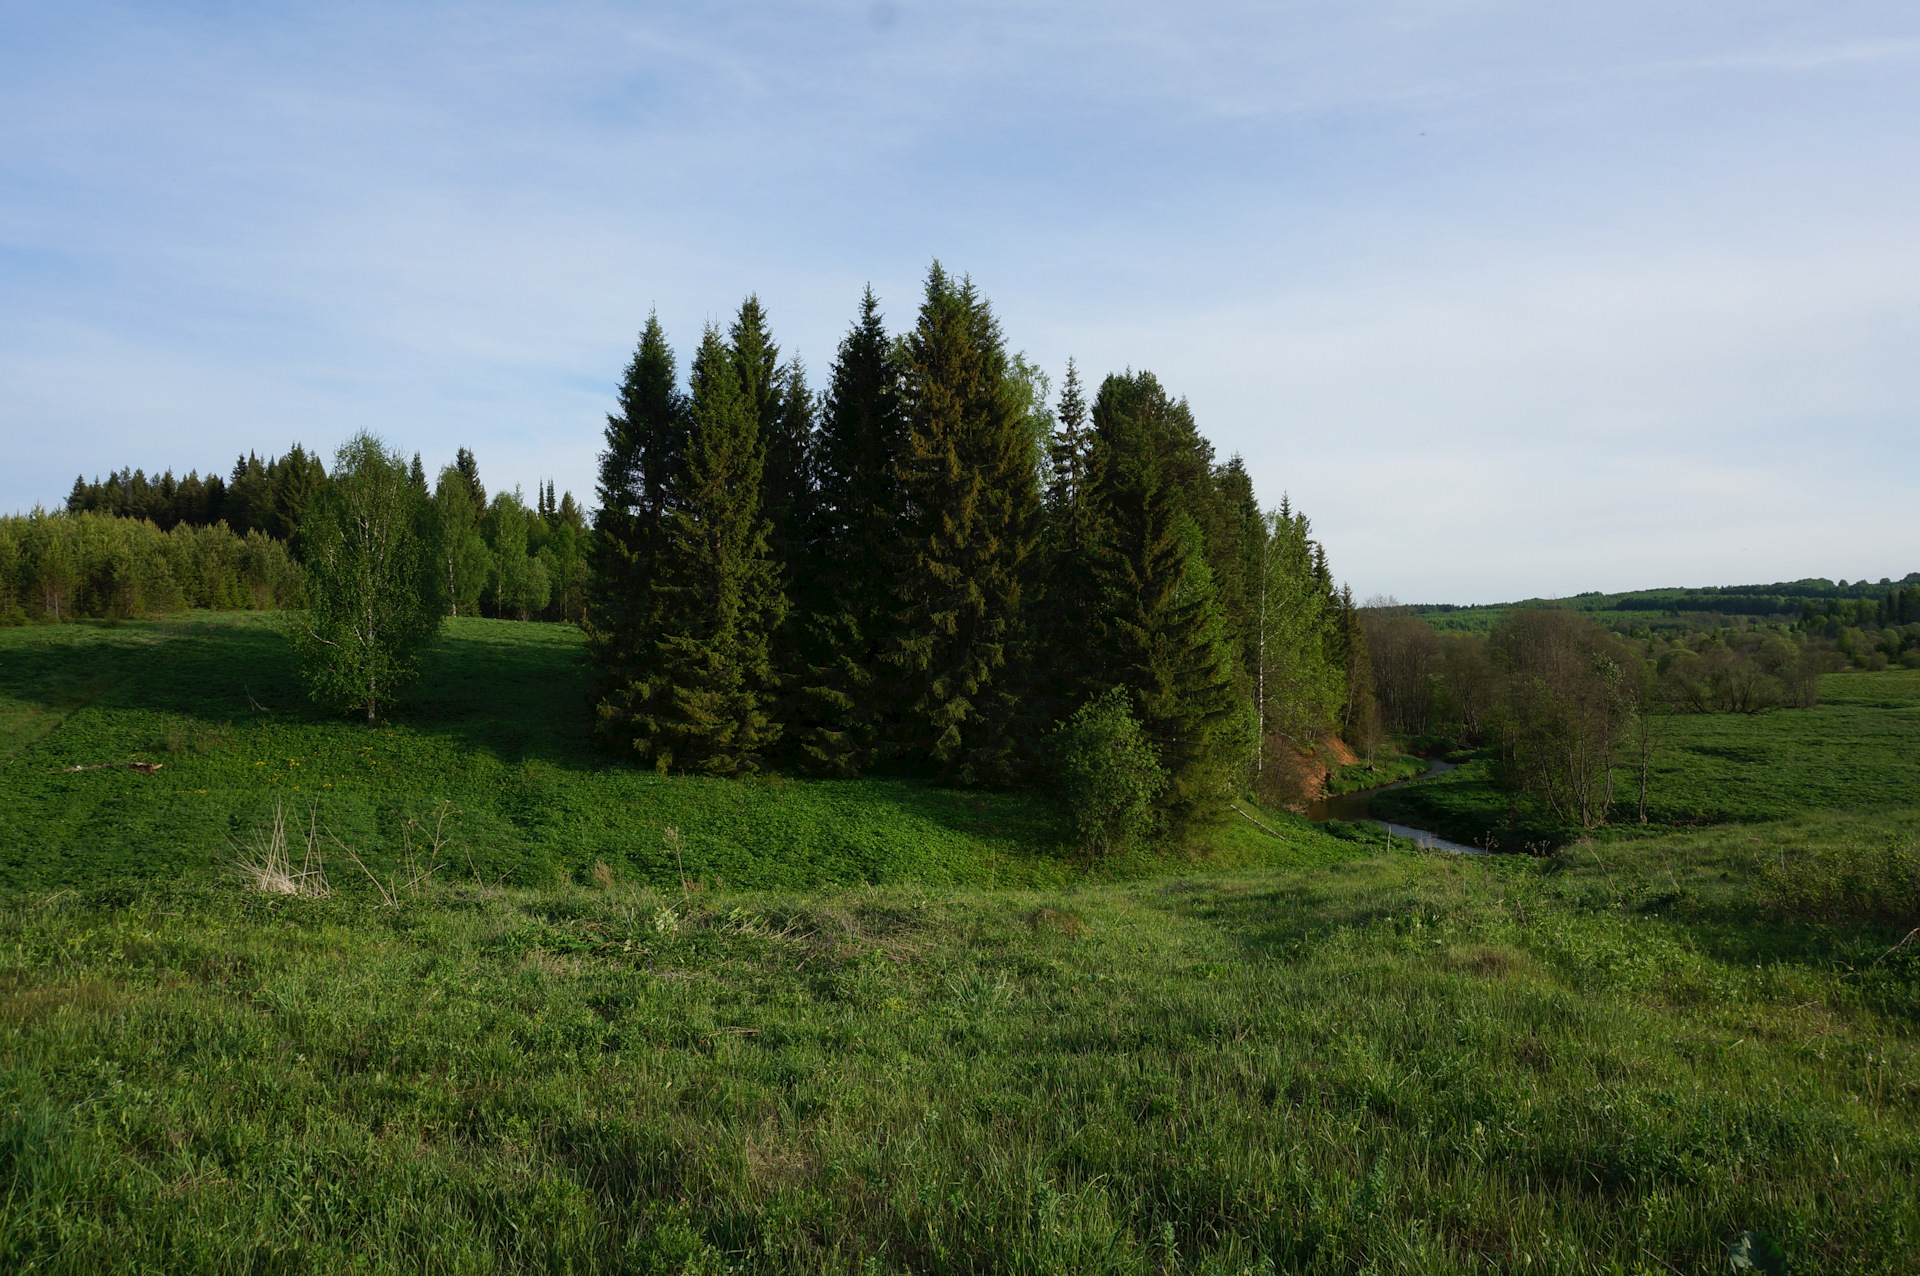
[3, 1, 1917, 603]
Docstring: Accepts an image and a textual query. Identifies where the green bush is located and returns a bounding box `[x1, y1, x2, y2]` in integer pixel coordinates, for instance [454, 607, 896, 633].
[1052, 688, 1167, 855]
[1758, 835, 1920, 926]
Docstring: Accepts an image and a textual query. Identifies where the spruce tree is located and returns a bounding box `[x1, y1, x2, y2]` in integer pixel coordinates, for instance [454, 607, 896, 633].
[882, 265, 1041, 782]
[791, 287, 906, 773]
[587, 314, 686, 749]
[1033, 359, 1102, 721]
[454, 448, 486, 513]
[616, 324, 785, 774]
[725, 296, 807, 564]
[1082, 370, 1241, 821]
[1250, 501, 1345, 802]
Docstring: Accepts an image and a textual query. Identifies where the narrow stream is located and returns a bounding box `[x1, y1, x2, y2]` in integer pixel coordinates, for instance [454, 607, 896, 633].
[1305, 758, 1485, 855]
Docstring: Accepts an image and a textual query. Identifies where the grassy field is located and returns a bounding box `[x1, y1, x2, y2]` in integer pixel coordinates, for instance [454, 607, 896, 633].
[0, 613, 1318, 894]
[5, 825, 1917, 1272]
[1371, 670, 1920, 851]
[4, 615, 1918, 1272]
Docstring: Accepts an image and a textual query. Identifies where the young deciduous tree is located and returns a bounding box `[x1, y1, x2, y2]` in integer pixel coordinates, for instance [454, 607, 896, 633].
[1052, 686, 1166, 855]
[483, 490, 551, 621]
[430, 466, 490, 617]
[1489, 608, 1639, 829]
[291, 432, 444, 724]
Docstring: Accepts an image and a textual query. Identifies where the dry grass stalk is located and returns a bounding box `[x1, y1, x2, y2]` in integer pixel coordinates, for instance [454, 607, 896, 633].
[591, 860, 615, 890]
[663, 826, 690, 898]
[232, 800, 332, 898]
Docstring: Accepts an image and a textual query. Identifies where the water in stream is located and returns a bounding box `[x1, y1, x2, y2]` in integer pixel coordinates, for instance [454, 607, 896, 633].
[1305, 758, 1485, 854]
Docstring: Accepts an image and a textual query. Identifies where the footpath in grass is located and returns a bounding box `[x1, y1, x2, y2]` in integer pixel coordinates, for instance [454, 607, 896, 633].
[1370, 669, 1920, 850]
[2, 830, 1916, 1273]
[0, 613, 1334, 893]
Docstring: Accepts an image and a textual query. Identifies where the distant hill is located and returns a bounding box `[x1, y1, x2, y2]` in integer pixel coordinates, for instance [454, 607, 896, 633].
[1413, 572, 1920, 633]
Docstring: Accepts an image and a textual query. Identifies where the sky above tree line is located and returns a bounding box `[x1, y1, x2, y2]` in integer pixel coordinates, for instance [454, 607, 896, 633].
[3, 1, 1917, 604]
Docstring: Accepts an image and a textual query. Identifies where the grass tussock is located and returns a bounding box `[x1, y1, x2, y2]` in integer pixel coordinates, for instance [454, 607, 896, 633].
[228, 799, 330, 898]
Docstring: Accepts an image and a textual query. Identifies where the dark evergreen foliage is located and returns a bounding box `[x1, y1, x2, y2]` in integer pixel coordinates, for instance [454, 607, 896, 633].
[590, 321, 784, 774]
[588, 314, 686, 749]
[788, 287, 908, 774]
[881, 265, 1042, 783]
[1078, 370, 1241, 821]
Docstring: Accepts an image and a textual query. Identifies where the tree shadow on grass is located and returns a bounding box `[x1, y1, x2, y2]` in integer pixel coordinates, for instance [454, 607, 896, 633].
[0, 614, 1070, 866]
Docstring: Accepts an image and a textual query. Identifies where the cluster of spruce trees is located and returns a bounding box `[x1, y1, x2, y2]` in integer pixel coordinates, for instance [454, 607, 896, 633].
[66, 448, 329, 540]
[588, 266, 1367, 823]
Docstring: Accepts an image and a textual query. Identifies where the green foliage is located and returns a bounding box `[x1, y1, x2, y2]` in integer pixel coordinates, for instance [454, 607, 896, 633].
[1081, 371, 1240, 821]
[0, 510, 301, 623]
[64, 445, 328, 542]
[1489, 609, 1639, 829]
[429, 465, 491, 617]
[289, 433, 445, 724]
[883, 263, 1041, 783]
[588, 313, 686, 751]
[1250, 502, 1345, 804]
[608, 325, 786, 775]
[1053, 687, 1167, 855]
[482, 490, 552, 621]
[788, 287, 907, 776]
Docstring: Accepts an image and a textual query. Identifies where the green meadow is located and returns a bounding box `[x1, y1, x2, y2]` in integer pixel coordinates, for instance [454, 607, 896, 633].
[3, 615, 1917, 1273]
[1371, 670, 1920, 852]
[0, 614, 1313, 895]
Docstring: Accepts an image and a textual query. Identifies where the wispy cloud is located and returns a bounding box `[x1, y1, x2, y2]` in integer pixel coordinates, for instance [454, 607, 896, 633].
[3, 1, 1917, 599]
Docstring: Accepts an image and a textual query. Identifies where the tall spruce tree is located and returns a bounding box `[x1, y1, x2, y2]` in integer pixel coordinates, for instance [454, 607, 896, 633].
[790, 287, 907, 774]
[615, 324, 785, 774]
[1033, 359, 1103, 722]
[1081, 370, 1241, 821]
[587, 314, 687, 749]
[1250, 500, 1345, 802]
[726, 297, 812, 568]
[882, 264, 1041, 782]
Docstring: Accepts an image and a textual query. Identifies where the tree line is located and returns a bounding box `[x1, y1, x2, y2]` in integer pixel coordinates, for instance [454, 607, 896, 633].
[20, 264, 1369, 848]
[585, 267, 1364, 838]
[0, 512, 303, 624]
[1356, 599, 1897, 831]
[28, 449, 589, 626]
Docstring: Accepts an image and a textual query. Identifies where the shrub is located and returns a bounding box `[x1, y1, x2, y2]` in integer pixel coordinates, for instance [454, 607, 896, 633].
[1052, 688, 1166, 856]
[1758, 835, 1920, 926]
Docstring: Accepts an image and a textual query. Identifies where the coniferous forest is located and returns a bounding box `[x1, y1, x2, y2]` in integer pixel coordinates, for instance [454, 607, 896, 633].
[584, 267, 1359, 835]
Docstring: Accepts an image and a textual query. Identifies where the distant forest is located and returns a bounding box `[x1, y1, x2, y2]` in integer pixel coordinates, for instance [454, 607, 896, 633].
[1419, 576, 1920, 632]
[36, 447, 589, 625]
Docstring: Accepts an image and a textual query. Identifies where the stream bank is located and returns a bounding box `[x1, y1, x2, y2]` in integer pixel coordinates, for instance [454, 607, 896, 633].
[1306, 758, 1485, 854]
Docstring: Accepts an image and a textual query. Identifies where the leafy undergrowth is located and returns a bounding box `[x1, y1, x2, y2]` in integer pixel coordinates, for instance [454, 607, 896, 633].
[0, 613, 1329, 892]
[4, 824, 1918, 1273]
[1371, 670, 1920, 850]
